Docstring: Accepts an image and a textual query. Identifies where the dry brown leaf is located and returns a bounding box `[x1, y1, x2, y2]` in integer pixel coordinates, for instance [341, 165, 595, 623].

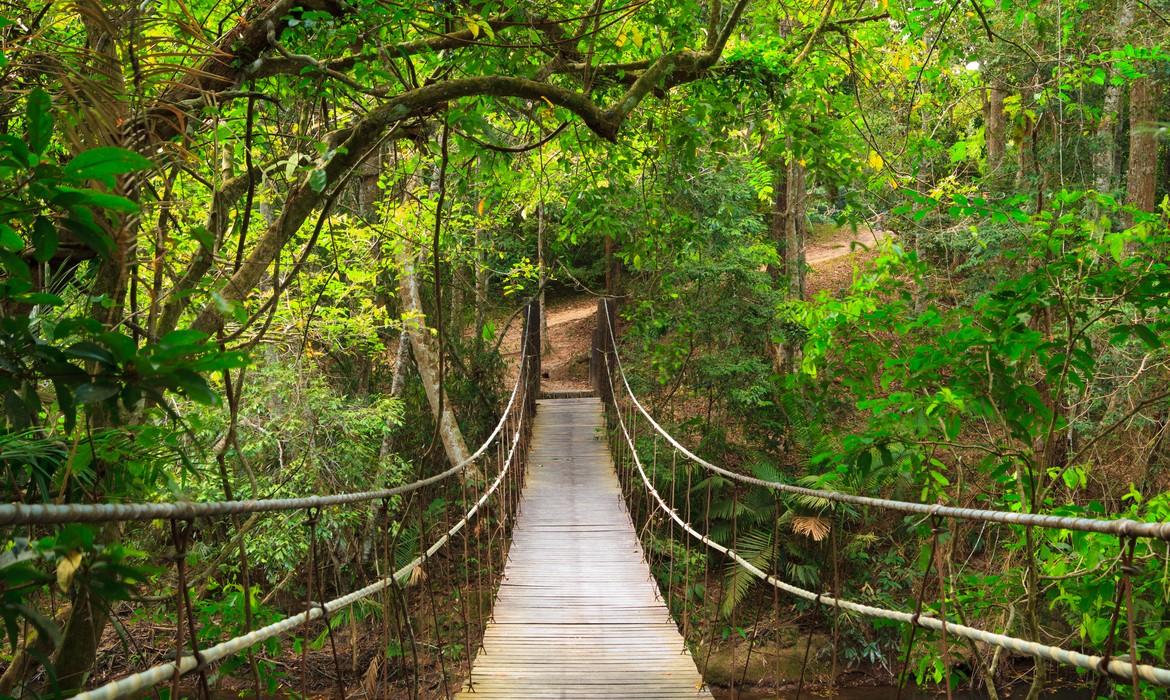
[791, 515, 830, 542]
[408, 564, 427, 587]
[57, 551, 83, 592]
[361, 655, 380, 698]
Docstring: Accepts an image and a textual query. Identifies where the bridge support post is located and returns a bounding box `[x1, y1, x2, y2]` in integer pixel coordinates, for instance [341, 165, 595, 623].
[593, 297, 615, 408]
[523, 300, 541, 411]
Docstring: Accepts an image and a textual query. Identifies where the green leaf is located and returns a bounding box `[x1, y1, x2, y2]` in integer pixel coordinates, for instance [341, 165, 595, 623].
[11, 604, 62, 650]
[63, 208, 113, 258]
[10, 292, 63, 306]
[174, 369, 220, 405]
[0, 224, 22, 253]
[74, 381, 120, 404]
[54, 187, 140, 213]
[64, 147, 152, 187]
[99, 332, 136, 363]
[158, 329, 207, 349]
[308, 169, 327, 193]
[1132, 324, 1162, 350]
[31, 217, 57, 262]
[26, 88, 52, 154]
[0, 251, 31, 284]
[65, 341, 116, 367]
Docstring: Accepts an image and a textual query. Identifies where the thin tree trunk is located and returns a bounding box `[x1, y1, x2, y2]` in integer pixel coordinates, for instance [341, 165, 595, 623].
[1125, 76, 1159, 211]
[1094, 0, 1137, 193]
[986, 84, 1007, 181]
[475, 228, 488, 335]
[1015, 77, 1039, 197]
[395, 241, 477, 478]
[538, 203, 551, 355]
[783, 156, 807, 302]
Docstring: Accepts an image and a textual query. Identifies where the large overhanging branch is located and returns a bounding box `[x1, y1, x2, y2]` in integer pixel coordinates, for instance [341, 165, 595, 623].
[188, 0, 752, 333]
[134, 7, 593, 145]
[131, 0, 344, 147]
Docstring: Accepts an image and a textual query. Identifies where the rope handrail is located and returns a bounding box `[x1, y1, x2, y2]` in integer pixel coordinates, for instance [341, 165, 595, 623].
[71, 380, 530, 700]
[606, 355, 1170, 687]
[0, 351, 529, 527]
[599, 303, 1170, 541]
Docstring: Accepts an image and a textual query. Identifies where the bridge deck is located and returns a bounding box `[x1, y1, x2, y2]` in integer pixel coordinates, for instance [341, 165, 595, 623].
[458, 396, 711, 699]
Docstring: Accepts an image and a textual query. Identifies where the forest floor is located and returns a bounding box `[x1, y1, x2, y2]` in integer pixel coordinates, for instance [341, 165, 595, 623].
[804, 224, 887, 297]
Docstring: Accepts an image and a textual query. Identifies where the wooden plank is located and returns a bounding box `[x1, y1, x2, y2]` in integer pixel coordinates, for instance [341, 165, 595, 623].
[456, 397, 712, 699]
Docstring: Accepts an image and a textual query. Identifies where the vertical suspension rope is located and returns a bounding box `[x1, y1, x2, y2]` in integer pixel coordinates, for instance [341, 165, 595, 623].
[169, 519, 210, 700]
[300, 509, 319, 699]
[1092, 536, 1139, 699]
[668, 449, 677, 615]
[771, 494, 782, 692]
[377, 499, 393, 696]
[896, 516, 943, 700]
[700, 477, 719, 678]
[682, 461, 694, 648]
[934, 518, 953, 700]
[457, 469, 475, 688]
[309, 513, 347, 700]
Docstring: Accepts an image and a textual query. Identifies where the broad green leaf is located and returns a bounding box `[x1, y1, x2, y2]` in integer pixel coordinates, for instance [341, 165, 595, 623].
[74, 381, 120, 404]
[309, 169, 327, 193]
[0, 224, 21, 253]
[174, 369, 220, 405]
[64, 147, 152, 187]
[54, 187, 140, 213]
[31, 216, 57, 262]
[159, 329, 207, 349]
[26, 88, 52, 154]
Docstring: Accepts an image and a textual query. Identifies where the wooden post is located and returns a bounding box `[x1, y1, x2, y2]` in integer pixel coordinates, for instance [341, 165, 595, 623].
[596, 298, 615, 408]
[523, 300, 541, 411]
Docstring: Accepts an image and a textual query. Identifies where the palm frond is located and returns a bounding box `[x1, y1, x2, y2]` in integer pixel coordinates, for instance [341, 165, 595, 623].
[791, 515, 831, 542]
[720, 527, 774, 616]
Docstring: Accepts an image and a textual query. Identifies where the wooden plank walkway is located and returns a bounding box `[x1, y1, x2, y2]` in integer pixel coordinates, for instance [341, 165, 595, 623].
[458, 396, 712, 699]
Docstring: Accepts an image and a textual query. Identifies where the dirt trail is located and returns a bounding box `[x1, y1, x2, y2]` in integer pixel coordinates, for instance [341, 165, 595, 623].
[806, 225, 887, 265]
[501, 296, 597, 393]
[537, 297, 598, 392]
[805, 225, 888, 297]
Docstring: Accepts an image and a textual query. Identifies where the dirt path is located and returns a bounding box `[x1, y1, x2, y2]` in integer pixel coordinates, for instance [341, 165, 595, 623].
[806, 225, 887, 265]
[537, 297, 597, 392]
[501, 296, 597, 393]
[805, 225, 888, 297]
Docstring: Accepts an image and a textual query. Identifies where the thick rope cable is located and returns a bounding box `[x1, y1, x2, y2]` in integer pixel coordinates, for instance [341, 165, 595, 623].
[605, 354, 1170, 687]
[599, 304, 1170, 541]
[70, 385, 529, 700]
[0, 353, 527, 527]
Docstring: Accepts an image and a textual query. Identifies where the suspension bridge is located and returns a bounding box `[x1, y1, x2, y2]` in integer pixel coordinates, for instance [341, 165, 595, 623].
[2, 301, 1169, 699]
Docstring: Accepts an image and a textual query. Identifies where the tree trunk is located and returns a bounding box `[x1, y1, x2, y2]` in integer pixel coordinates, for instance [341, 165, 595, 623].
[1094, 0, 1137, 193]
[1015, 81, 1037, 188]
[475, 228, 488, 335]
[986, 84, 1007, 181]
[783, 156, 807, 301]
[537, 204, 551, 355]
[395, 241, 477, 478]
[604, 235, 619, 295]
[1125, 76, 1159, 211]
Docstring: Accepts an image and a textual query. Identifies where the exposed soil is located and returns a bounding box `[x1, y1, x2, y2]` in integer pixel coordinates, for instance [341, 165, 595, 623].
[805, 225, 888, 299]
[806, 224, 888, 266]
[501, 295, 598, 394]
[537, 297, 597, 392]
